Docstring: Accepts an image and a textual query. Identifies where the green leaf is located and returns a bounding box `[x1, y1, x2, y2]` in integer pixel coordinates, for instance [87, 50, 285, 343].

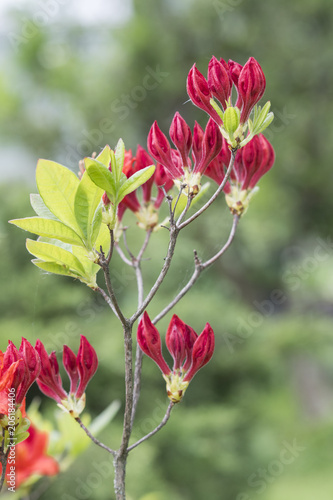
[36, 159, 82, 234]
[254, 112, 275, 135]
[74, 171, 104, 248]
[117, 164, 155, 203]
[9, 217, 84, 246]
[94, 222, 111, 254]
[95, 144, 112, 168]
[30, 193, 59, 220]
[114, 138, 125, 184]
[85, 157, 116, 201]
[26, 239, 86, 276]
[32, 259, 77, 278]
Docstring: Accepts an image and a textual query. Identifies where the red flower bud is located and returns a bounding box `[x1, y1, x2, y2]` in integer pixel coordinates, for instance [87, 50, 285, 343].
[16, 338, 41, 404]
[76, 335, 98, 399]
[165, 315, 188, 371]
[137, 312, 171, 376]
[194, 118, 223, 174]
[239, 134, 275, 190]
[35, 340, 67, 403]
[228, 59, 243, 109]
[169, 112, 192, 168]
[183, 323, 215, 382]
[208, 56, 232, 111]
[192, 121, 204, 167]
[137, 313, 215, 403]
[187, 64, 223, 126]
[63, 345, 79, 395]
[204, 136, 232, 187]
[238, 57, 266, 123]
[148, 121, 183, 179]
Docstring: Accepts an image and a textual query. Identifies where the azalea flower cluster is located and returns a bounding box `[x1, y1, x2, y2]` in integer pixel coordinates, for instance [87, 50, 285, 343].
[187, 56, 274, 149]
[0, 336, 98, 490]
[137, 312, 215, 403]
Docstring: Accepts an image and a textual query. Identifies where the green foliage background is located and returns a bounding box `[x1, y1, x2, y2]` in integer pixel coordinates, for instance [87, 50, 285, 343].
[1, 0, 333, 498]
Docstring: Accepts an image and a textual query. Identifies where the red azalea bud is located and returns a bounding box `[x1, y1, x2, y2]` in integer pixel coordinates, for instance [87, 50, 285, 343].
[35, 340, 67, 403]
[76, 335, 98, 399]
[194, 118, 223, 174]
[63, 345, 79, 395]
[205, 136, 232, 186]
[136, 145, 155, 203]
[148, 121, 183, 179]
[169, 112, 192, 168]
[165, 315, 188, 371]
[228, 59, 243, 109]
[183, 323, 215, 382]
[192, 121, 204, 167]
[182, 325, 198, 373]
[238, 57, 266, 123]
[137, 312, 171, 376]
[208, 56, 232, 111]
[16, 338, 41, 404]
[187, 65, 223, 126]
[242, 134, 275, 189]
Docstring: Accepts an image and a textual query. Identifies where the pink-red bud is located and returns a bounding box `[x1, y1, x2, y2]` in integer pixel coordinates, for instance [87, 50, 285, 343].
[187, 65, 223, 126]
[183, 323, 215, 382]
[137, 312, 171, 376]
[238, 57, 266, 123]
[76, 335, 98, 399]
[208, 56, 232, 110]
[169, 112, 192, 168]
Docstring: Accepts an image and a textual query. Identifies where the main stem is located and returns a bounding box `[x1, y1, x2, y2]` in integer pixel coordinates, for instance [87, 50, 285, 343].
[114, 322, 133, 500]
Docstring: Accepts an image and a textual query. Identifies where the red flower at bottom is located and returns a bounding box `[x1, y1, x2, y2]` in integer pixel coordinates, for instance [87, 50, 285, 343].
[2, 422, 59, 490]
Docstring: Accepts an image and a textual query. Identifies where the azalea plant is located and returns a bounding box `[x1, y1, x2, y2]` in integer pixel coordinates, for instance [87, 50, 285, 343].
[0, 55, 275, 499]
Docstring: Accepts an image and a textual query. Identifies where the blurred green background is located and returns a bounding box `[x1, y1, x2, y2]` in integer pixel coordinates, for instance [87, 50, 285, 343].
[1, 0, 333, 499]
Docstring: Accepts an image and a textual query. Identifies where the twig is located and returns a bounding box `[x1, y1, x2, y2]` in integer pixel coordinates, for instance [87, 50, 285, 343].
[153, 214, 239, 324]
[129, 225, 179, 325]
[96, 286, 118, 316]
[115, 243, 133, 267]
[0, 447, 10, 494]
[127, 402, 174, 452]
[75, 417, 116, 456]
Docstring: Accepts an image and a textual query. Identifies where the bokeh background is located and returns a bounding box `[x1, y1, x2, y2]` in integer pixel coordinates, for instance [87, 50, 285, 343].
[1, 0, 333, 499]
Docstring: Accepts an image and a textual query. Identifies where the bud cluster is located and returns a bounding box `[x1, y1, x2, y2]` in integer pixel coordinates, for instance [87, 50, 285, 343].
[137, 312, 215, 403]
[205, 133, 275, 215]
[187, 56, 273, 149]
[148, 112, 222, 196]
[35, 335, 98, 418]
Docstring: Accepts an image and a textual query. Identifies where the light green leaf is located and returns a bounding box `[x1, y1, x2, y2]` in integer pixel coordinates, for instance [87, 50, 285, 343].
[36, 159, 82, 235]
[117, 164, 155, 202]
[254, 112, 275, 135]
[30, 193, 59, 221]
[71, 245, 99, 278]
[85, 157, 116, 201]
[74, 171, 104, 248]
[9, 217, 84, 246]
[114, 138, 125, 184]
[96, 144, 112, 168]
[32, 259, 77, 278]
[94, 217, 111, 254]
[26, 239, 86, 275]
